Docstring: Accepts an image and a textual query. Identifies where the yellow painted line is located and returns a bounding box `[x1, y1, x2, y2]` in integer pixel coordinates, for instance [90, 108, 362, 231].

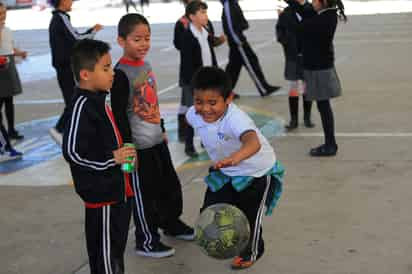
[176, 160, 211, 172]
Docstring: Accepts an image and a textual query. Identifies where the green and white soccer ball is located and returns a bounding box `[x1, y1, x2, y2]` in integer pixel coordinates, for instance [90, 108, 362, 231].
[195, 203, 250, 259]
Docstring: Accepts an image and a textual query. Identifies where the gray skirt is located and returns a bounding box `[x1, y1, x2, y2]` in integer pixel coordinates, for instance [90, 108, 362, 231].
[304, 67, 342, 101]
[0, 55, 22, 98]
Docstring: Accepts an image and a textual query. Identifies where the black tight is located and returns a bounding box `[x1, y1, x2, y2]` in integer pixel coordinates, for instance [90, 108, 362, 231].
[0, 97, 15, 132]
[316, 99, 336, 146]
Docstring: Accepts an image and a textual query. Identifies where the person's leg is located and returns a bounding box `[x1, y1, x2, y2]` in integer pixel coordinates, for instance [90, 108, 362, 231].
[225, 44, 243, 92]
[303, 95, 315, 128]
[55, 67, 75, 133]
[240, 41, 281, 96]
[232, 175, 272, 269]
[182, 85, 198, 157]
[110, 199, 132, 274]
[310, 99, 337, 156]
[285, 81, 299, 130]
[156, 142, 194, 240]
[131, 147, 175, 257]
[4, 97, 23, 139]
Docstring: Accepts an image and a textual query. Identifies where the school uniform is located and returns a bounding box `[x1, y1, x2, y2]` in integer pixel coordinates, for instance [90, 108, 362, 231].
[297, 7, 342, 101]
[294, 4, 342, 152]
[62, 88, 133, 274]
[186, 103, 284, 262]
[48, 9, 96, 132]
[220, 0, 278, 96]
[111, 58, 189, 254]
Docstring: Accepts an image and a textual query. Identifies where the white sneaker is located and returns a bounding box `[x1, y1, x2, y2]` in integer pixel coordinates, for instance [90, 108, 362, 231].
[49, 127, 63, 147]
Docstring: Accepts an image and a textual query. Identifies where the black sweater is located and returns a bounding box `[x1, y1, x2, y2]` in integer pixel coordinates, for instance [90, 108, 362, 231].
[48, 10, 95, 69]
[293, 5, 338, 70]
[174, 16, 222, 85]
[180, 27, 218, 85]
[62, 88, 126, 204]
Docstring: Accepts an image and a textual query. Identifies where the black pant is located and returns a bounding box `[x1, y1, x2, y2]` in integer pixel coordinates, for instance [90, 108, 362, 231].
[130, 142, 183, 250]
[316, 99, 336, 146]
[85, 199, 132, 274]
[0, 96, 15, 132]
[55, 67, 75, 133]
[226, 40, 271, 96]
[0, 122, 11, 150]
[201, 175, 272, 260]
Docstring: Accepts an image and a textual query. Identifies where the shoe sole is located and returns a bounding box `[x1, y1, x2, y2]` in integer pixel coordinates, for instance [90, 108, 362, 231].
[164, 233, 196, 241]
[135, 248, 175, 258]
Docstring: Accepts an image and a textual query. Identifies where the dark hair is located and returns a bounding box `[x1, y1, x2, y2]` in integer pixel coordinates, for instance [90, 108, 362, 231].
[185, 0, 207, 18]
[118, 13, 150, 39]
[325, 0, 347, 22]
[192, 67, 232, 100]
[48, 0, 61, 8]
[71, 39, 111, 82]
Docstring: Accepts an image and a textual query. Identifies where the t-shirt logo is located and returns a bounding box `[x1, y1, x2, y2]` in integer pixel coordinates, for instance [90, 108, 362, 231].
[132, 71, 161, 124]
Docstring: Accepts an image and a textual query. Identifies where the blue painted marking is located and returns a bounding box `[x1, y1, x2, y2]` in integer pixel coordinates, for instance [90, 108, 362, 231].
[0, 117, 61, 175]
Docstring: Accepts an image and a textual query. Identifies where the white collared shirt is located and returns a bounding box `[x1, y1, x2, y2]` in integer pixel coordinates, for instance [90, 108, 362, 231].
[189, 23, 212, 66]
[0, 27, 14, 55]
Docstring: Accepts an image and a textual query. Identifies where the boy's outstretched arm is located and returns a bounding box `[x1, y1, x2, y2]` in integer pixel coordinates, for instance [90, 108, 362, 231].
[214, 130, 261, 169]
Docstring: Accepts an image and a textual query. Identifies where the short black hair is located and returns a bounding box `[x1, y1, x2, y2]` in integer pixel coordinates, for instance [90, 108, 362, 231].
[192, 67, 232, 99]
[71, 39, 111, 82]
[118, 13, 150, 39]
[49, 0, 61, 8]
[185, 1, 207, 18]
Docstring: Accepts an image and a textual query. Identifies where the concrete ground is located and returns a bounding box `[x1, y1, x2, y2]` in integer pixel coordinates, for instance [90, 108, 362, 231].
[0, 4, 412, 274]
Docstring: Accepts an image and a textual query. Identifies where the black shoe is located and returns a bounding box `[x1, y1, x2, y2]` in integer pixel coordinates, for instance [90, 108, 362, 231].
[135, 241, 175, 258]
[185, 146, 199, 158]
[309, 144, 337, 157]
[262, 85, 281, 97]
[8, 130, 24, 140]
[163, 219, 195, 241]
[285, 120, 298, 131]
[304, 119, 315, 128]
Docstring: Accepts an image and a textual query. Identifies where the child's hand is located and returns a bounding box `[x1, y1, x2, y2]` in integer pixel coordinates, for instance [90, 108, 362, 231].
[18, 51, 27, 59]
[219, 34, 226, 44]
[93, 24, 103, 32]
[113, 146, 136, 165]
[213, 157, 238, 169]
[162, 132, 168, 144]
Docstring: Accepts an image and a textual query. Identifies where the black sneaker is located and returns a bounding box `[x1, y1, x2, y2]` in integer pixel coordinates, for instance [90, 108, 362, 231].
[135, 241, 175, 258]
[163, 219, 195, 241]
[8, 130, 24, 140]
[309, 144, 338, 157]
[262, 85, 281, 97]
[184, 146, 199, 158]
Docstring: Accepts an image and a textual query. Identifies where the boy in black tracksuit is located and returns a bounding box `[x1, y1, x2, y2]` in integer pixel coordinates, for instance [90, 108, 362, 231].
[62, 39, 136, 274]
[220, 0, 280, 97]
[48, 0, 102, 142]
[173, 0, 225, 144]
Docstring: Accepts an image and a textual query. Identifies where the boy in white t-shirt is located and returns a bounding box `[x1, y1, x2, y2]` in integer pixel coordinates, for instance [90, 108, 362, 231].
[186, 67, 284, 270]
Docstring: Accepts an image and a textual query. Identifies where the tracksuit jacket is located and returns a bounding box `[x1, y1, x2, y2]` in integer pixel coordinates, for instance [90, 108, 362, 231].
[62, 88, 129, 204]
[48, 10, 96, 69]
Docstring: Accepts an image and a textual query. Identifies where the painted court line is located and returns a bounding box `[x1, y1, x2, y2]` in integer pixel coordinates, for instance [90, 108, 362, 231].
[284, 132, 412, 137]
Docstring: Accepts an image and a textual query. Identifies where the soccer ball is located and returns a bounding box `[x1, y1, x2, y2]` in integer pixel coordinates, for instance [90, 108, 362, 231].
[195, 203, 250, 259]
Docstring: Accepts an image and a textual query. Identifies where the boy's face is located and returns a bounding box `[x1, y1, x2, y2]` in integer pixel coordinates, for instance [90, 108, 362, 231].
[80, 53, 114, 92]
[59, 0, 73, 12]
[312, 0, 323, 11]
[117, 24, 151, 61]
[189, 8, 208, 28]
[194, 89, 232, 123]
[0, 6, 6, 28]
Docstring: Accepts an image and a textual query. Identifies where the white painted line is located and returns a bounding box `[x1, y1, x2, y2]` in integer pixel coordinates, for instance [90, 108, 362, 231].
[19, 140, 51, 153]
[15, 99, 64, 105]
[14, 137, 37, 150]
[283, 132, 412, 137]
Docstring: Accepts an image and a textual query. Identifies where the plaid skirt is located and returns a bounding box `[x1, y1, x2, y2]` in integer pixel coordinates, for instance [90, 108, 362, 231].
[0, 55, 22, 98]
[303, 67, 342, 101]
